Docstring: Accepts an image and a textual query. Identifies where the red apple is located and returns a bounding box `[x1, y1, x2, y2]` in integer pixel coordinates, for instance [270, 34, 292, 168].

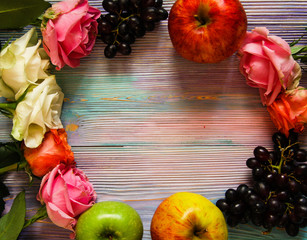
[150, 192, 228, 240]
[168, 0, 247, 63]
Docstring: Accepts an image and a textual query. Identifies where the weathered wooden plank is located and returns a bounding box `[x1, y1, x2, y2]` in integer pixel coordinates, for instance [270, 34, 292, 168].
[0, 0, 307, 239]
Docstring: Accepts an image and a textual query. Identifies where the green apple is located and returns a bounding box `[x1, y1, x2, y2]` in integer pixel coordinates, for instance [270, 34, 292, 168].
[75, 201, 143, 240]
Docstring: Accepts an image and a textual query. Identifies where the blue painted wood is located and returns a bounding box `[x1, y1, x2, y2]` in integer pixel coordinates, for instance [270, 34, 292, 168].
[1, 0, 307, 239]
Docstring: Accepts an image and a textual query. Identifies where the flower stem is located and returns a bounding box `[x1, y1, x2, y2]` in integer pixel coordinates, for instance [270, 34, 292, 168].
[0, 102, 17, 118]
[23, 205, 48, 229]
[0, 160, 27, 175]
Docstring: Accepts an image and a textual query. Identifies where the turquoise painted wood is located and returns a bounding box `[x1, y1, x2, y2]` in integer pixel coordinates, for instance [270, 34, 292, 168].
[1, 0, 307, 239]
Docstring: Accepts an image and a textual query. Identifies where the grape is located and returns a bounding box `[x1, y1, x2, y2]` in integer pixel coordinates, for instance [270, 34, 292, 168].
[144, 21, 155, 31]
[99, 19, 113, 34]
[119, 0, 130, 10]
[267, 197, 282, 213]
[246, 157, 260, 169]
[156, 7, 168, 21]
[121, 33, 136, 44]
[295, 149, 307, 162]
[141, 7, 158, 22]
[128, 16, 142, 30]
[99, 0, 168, 57]
[103, 0, 120, 13]
[133, 24, 146, 37]
[285, 145, 299, 157]
[254, 146, 270, 163]
[118, 42, 132, 55]
[101, 33, 116, 44]
[104, 44, 117, 58]
[230, 201, 245, 215]
[294, 204, 307, 219]
[242, 188, 254, 203]
[254, 181, 270, 199]
[288, 129, 299, 145]
[247, 193, 261, 206]
[130, 0, 141, 9]
[294, 164, 307, 177]
[288, 211, 303, 225]
[263, 171, 276, 186]
[225, 189, 238, 203]
[236, 184, 249, 198]
[227, 214, 241, 227]
[155, 0, 163, 7]
[141, 0, 155, 7]
[216, 199, 229, 213]
[216, 131, 307, 236]
[276, 190, 289, 202]
[269, 151, 279, 165]
[277, 212, 289, 228]
[281, 164, 293, 174]
[295, 195, 307, 206]
[251, 213, 263, 226]
[263, 213, 279, 229]
[276, 173, 289, 187]
[252, 167, 265, 180]
[240, 210, 251, 224]
[251, 200, 266, 214]
[272, 132, 288, 147]
[285, 222, 300, 237]
[287, 179, 301, 194]
[105, 13, 120, 27]
[118, 22, 130, 35]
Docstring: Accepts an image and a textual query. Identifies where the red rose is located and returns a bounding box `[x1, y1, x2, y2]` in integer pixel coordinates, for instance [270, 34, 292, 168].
[23, 129, 75, 177]
[267, 87, 307, 136]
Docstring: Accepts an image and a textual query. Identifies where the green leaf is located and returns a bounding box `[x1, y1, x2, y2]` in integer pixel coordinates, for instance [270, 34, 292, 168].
[0, 141, 27, 175]
[23, 205, 48, 229]
[0, 0, 51, 30]
[0, 191, 26, 240]
[0, 142, 21, 169]
[291, 45, 307, 55]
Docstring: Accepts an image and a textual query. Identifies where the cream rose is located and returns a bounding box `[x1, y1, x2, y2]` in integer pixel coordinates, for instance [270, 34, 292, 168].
[11, 75, 64, 148]
[0, 27, 50, 100]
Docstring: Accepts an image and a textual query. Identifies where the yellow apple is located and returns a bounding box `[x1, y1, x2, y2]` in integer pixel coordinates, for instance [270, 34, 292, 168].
[150, 192, 228, 240]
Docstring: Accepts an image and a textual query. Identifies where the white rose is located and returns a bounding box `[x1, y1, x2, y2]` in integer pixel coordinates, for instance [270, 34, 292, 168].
[11, 75, 64, 148]
[0, 27, 50, 100]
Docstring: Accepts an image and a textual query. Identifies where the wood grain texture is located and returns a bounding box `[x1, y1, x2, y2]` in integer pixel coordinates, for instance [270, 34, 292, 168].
[1, 0, 307, 239]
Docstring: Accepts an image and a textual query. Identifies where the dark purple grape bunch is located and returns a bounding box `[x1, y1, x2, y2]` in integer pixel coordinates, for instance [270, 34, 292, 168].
[216, 130, 307, 237]
[98, 0, 168, 58]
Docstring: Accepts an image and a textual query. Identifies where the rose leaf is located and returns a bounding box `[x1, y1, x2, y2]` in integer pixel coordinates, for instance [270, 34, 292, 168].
[0, 0, 51, 30]
[0, 190, 26, 240]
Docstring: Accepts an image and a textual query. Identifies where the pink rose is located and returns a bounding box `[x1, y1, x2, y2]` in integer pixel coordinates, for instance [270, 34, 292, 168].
[267, 87, 307, 137]
[41, 0, 101, 70]
[238, 27, 301, 106]
[37, 164, 96, 232]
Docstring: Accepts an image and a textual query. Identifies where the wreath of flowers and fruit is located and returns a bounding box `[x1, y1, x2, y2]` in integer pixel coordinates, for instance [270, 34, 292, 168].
[0, 0, 306, 239]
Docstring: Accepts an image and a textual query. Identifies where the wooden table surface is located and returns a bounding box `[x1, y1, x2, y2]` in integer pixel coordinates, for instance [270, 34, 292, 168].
[1, 0, 307, 239]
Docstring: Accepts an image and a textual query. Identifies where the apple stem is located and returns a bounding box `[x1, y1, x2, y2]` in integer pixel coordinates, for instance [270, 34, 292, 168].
[194, 3, 211, 27]
[108, 236, 113, 240]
